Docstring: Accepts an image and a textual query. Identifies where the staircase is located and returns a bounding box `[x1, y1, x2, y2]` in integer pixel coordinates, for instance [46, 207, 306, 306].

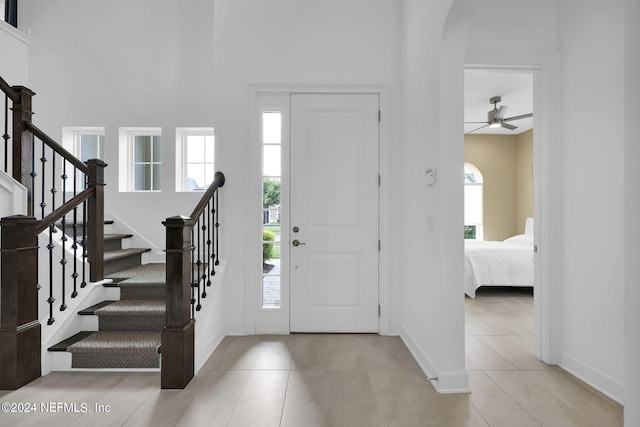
[48, 222, 164, 369]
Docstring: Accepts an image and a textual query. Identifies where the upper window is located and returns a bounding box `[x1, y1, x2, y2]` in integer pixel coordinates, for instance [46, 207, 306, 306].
[175, 128, 215, 192]
[2, 0, 17, 27]
[62, 127, 105, 186]
[77, 131, 105, 163]
[118, 127, 162, 192]
[62, 127, 106, 161]
[464, 163, 483, 240]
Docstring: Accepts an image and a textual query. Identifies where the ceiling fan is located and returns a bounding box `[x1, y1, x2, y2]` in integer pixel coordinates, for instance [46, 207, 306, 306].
[465, 96, 533, 133]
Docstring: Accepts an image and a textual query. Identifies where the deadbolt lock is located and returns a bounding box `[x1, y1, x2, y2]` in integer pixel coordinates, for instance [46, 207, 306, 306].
[292, 226, 299, 233]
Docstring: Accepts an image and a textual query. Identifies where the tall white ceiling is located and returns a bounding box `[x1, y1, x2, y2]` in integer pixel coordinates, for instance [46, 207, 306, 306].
[464, 70, 533, 135]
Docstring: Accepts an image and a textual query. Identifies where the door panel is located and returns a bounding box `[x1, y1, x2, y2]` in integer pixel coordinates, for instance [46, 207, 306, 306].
[290, 93, 379, 332]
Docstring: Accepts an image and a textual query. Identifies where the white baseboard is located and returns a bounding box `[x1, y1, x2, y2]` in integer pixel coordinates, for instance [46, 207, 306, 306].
[559, 351, 624, 405]
[397, 322, 470, 394]
[389, 321, 403, 336]
[225, 321, 247, 336]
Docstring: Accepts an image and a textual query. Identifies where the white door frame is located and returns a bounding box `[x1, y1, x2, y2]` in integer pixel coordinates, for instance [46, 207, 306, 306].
[464, 54, 561, 363]
[247, 85, 391, 336]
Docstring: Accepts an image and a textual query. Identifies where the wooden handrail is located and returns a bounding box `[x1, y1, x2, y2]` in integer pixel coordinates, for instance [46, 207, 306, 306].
[35, 187, 95, 234]
[0, 76, 19, 103]
[190, 171, 226, 220]
[25, 122, 89, 173]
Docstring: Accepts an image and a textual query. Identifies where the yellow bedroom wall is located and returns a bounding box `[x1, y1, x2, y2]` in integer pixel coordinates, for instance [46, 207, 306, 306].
[464, 130, 533, 241]
[516, 129, 534, 234]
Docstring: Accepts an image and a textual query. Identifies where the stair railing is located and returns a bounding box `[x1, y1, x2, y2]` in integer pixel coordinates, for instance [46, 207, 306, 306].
[0, 77, 106, 390]
[162, 171, 225, 389]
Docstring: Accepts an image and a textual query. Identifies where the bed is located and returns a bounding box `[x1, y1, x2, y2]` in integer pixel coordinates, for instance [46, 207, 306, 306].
[464, 218, 534, 298]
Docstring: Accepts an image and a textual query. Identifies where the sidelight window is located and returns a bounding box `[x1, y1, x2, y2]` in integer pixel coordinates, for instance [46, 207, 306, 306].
[262, 112, 282, 308]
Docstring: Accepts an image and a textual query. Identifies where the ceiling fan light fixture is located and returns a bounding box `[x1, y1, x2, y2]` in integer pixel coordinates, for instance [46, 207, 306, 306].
[488, 122, 502, 129]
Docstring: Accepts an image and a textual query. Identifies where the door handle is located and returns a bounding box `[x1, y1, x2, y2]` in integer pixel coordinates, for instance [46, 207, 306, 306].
[292, 239, 306, 247]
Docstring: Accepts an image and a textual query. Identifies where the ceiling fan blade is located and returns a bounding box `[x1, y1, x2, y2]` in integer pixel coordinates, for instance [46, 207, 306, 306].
[503, 113, 533, 122]
[464, 121, 489, 124]
[495, 105, 508, 120]
[466, 124, 489, 134]
[501, 122, 518, 131]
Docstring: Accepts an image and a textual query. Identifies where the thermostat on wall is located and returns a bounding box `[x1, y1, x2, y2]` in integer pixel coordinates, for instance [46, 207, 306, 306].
[426, 167, 437, 186]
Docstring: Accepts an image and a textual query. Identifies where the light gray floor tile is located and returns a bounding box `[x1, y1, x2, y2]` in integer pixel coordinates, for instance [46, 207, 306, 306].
[0, 289, 623, 426]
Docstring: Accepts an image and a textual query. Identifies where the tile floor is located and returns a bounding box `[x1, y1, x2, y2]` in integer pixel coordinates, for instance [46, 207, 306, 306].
[0, 288, 623, 426]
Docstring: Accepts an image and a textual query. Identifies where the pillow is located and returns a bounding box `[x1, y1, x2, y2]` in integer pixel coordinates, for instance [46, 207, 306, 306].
[504, 234, 534, 245]
[525, 217, 534, 235]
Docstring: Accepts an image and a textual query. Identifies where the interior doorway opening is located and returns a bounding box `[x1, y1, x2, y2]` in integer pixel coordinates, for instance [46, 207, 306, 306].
[463, 67, 538, 366]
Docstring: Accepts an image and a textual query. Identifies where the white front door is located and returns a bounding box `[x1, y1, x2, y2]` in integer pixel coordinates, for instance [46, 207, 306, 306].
[289, 93, 379, 332]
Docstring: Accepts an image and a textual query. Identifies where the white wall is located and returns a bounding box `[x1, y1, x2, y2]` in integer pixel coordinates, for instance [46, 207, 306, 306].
[396, 0, 470, 392]
[0, 19, 28, 85]
[212, 0, 402, 334]
[466, 0, 557, 55]
[20, 0, 404, 342]
[625, 0, 640, 422]
[19, 0, 217, 259]
[556, 0, 625, 402]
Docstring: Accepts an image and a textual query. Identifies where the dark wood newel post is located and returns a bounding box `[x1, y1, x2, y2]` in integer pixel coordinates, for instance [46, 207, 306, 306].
[11, 86, 35, 215]
[86, 159, 106, 282]
[162, 215, 195, 389]
[0, 215, 41, 389]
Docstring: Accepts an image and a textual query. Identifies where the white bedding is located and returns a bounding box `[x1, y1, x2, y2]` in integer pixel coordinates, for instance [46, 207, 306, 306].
[464, 234, 534, 298]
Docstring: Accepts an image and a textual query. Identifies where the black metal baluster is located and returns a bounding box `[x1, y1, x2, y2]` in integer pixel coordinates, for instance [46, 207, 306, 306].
[201, 212, 207, 298]
[206, 199, 213, 285]
[59, 160, 68, 311]
[40, 140, 46, 219]
[50, 152, 56, 217]
[3, 94, 7, 173]
[191, 226, 196, 318]
[215, 189, 220, 266]
[71, 168, 79, 298]
[210, 202, 216, 277]
[195, 218, 202, 311]
[81, 200, 87, 288]
[30, 135, 36, 217]
[47, 223, 55, 325]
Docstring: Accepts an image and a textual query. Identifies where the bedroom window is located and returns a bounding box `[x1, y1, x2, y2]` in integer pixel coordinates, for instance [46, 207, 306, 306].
[464, 163, 483, 240]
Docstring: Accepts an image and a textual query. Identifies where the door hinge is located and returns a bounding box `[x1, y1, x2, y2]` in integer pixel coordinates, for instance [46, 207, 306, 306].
[378, 110, 381, 122]
[378, 174, 381, 187]
[378, 240, 381, 251]
[378, 304, 381, 317]
[534, 244, 538, 253]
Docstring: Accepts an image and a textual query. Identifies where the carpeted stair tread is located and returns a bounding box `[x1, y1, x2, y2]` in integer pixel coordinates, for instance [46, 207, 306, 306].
[104, 248, 151, 262]
[66, 331, 161, 368]
[109, 263, 166, 283]
[95, 299, 165, 316]
[67, 331, 161, 353]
